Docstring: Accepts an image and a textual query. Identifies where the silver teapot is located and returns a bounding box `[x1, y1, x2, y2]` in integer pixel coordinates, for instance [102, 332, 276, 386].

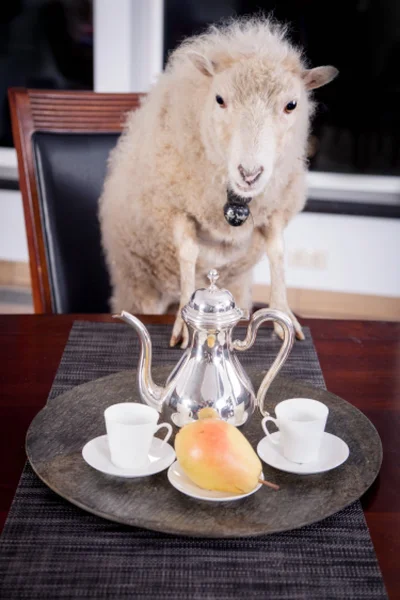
[115, 269, 294, 426]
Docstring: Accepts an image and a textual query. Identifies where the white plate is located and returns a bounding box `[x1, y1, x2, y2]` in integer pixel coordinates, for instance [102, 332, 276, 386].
[167, 461, 263, 502]
[82, 435, 176, 478]
[257, 432, 349, 475]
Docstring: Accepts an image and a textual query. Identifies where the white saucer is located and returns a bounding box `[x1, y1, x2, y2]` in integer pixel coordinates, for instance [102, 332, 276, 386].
[257, 432, 349, 475]
[82, 435, 176, 478]
[167, 461, 263, 502]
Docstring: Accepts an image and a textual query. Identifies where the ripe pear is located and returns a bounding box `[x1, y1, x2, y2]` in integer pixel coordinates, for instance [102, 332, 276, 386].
[175, 408, 262, 494]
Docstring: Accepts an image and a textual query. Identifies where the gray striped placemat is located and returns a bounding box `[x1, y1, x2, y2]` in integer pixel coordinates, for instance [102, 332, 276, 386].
[0, 322, 387, 599]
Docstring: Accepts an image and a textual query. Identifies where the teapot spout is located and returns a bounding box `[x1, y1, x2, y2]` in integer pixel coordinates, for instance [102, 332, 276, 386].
[113, 311, 165, 411]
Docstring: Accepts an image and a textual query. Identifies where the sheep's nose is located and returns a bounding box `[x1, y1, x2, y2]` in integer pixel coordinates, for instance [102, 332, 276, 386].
[238, 164, 264, 185]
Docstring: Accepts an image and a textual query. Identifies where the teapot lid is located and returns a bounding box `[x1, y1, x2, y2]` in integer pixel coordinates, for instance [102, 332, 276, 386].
[182, 269, 243, 328]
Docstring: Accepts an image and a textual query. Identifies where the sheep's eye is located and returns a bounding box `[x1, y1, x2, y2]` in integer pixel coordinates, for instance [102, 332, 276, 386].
[216, 95, 226, 107]
[285, 100, 297, 113]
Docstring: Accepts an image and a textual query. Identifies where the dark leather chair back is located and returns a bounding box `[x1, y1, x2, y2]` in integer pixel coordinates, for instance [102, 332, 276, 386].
[8, 89, 143, 314]
[32, 132, 118, 313]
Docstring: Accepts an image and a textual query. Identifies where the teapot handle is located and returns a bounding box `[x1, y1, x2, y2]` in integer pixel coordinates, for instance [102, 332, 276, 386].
[233, 308, 295, 417]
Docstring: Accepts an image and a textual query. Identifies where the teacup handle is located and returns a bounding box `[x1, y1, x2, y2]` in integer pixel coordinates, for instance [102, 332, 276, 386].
[261, 416, 280, 445]
[233, 308, 295, 417]
[155, 422, 173, 446]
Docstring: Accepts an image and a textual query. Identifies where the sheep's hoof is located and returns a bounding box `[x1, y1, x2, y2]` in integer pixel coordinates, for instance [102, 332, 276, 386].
[295, 328, 306, 341]
[169, 335, 179, 347]
[274, 314, 305, 341]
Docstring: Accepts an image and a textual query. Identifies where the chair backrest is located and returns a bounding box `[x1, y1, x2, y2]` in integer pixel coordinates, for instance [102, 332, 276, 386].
[8, 89, 143, 314]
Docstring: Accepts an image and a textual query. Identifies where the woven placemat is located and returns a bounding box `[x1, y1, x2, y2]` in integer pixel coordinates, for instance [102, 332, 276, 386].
[0, 322, 387, 599]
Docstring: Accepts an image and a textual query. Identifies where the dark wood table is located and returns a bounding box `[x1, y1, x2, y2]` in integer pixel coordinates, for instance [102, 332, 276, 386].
[1, 315, 399, 597]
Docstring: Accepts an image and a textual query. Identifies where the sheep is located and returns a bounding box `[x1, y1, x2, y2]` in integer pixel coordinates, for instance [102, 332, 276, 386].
[99, 16, 338, 348]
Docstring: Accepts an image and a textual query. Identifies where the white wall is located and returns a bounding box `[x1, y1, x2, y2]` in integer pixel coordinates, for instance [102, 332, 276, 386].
[1, 146, 399, 300]
[94, 0, 164, 93]
[254, 213, 400, 298]
[0, 189, 28, 262]
[3, 180, 399, 301]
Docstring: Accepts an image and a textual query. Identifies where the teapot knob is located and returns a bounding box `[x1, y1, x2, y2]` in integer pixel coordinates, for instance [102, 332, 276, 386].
[207, 269, 219, 289]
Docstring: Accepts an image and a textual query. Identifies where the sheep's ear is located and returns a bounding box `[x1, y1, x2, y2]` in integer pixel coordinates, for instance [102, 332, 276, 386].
[302, 66, 339, 90]
[187, 51, 216, 77]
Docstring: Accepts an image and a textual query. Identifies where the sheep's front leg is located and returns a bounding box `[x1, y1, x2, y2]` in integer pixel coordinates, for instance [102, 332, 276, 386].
[170, 215, 199, 349]
[265, 214, 305, 341]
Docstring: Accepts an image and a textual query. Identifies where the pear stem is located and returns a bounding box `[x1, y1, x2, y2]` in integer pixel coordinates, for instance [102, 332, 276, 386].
[258, 478, 280, 491]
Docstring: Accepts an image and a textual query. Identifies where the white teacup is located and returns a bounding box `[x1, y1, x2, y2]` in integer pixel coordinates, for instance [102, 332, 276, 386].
[262, 398, 329, 464]
[104, 403, 172, 469]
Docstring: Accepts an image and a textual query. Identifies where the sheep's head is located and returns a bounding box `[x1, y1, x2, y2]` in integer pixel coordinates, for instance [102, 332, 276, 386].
[188, 51, 338, 200]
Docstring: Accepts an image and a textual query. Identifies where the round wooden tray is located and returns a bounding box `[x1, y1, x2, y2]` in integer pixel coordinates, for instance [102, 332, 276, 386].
[26, 367, 382, 538]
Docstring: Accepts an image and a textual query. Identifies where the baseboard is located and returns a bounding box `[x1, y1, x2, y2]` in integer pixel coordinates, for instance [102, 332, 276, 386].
[252, 284, 400, 321]
[0, 260, 30, 288]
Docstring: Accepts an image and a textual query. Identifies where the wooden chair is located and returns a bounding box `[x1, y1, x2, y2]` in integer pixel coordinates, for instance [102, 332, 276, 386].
[8, 89, 143, 314]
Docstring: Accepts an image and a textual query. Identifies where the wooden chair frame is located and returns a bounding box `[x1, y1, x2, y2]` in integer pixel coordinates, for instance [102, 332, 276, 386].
[8, 88, 143, 313]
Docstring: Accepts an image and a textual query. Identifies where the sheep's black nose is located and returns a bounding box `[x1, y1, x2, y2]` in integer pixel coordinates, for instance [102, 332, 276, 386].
[238, 164, 264, 185]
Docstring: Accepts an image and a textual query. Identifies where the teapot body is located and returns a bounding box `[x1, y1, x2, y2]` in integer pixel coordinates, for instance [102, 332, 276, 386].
[165, 326, 256, 427]
[115, 270, 295, 427]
